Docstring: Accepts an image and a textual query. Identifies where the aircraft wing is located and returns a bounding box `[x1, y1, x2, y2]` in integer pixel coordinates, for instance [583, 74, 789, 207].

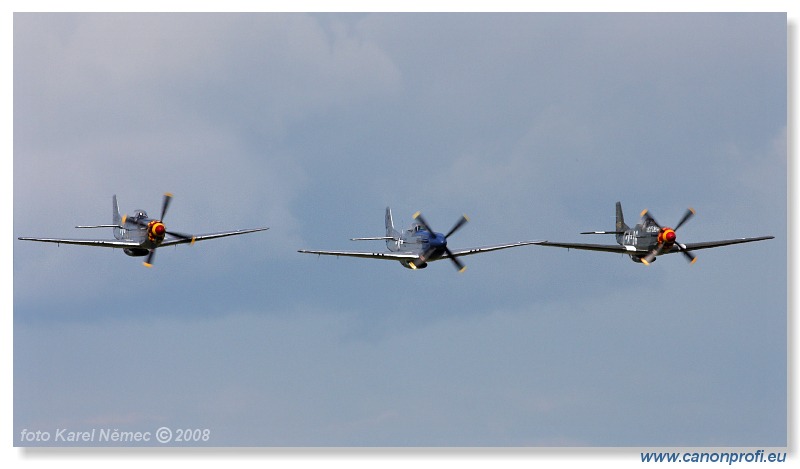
[297, 249, 420, 261]
[670, 236, 774, 253]
[445, 240, 545, 258]
[17, 237, 142, 248]
[159, 227, 269, 246]
[536, 241, 641, 254]
[537, 236, 774, 255]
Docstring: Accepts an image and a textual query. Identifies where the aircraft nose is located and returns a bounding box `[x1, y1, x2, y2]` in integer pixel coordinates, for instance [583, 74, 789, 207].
[665, 230, 676, 243]
[429, 233, 446, 248]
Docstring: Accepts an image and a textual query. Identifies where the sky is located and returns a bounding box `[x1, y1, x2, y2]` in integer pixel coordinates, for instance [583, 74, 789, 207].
[8, 6, 789, 457]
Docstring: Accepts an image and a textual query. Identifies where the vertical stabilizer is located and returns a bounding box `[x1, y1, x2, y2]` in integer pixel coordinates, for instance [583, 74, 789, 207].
[113, 195, 123, 240]
[615, 201, 629, 243]
[385, 207, 400, 250]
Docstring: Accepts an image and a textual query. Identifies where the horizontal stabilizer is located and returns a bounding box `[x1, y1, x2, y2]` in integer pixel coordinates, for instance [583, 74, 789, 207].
[76, 224, 122, 229]
[580, 230, 625, 235]
[351, 236, 397, 241]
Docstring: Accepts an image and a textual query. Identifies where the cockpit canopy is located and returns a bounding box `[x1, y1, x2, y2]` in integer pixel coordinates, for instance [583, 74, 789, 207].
[135, 210, 148, 219]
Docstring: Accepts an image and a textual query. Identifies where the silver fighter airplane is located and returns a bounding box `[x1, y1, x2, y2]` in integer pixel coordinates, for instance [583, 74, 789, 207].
[299, 207, 543, 272]
[18, 193, 268, 267]
[538, 201, 773, 265]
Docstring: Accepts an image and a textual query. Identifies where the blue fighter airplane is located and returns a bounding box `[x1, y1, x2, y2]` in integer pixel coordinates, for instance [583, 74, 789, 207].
[19, 193, 268, 267]
[299, 207, 542, 272]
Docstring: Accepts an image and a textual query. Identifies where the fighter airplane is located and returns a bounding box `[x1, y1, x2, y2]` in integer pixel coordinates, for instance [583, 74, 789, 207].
[298, 207, 542, 271]
[537, 201, 773, 265]
[18, 193, 268, 267]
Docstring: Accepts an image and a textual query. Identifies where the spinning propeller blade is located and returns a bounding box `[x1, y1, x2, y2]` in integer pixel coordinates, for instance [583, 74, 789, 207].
[165, 230, 196, 244]
[161, 192, 173, 221]
[444, 247, 467, 273]
[674, 208, 695, 231]
[412, 211, 434, 235]
[640, 209, 660, 229]
[155, 192, 196, 242]
[445, 215, 469, 239]
[144, 249, 156, 268]
[675, 243, 697, 264]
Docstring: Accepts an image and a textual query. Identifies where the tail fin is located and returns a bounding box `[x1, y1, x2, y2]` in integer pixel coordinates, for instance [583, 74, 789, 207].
[385, 207, 400, 249]
[113, 195, 123, 240]
[615, 201, 629, 240]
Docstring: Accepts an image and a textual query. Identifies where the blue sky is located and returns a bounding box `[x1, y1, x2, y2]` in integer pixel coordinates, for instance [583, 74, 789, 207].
[10, 9, 788, 453]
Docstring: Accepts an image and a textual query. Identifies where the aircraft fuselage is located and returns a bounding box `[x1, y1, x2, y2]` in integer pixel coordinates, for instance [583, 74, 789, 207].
[389, 224, 448, 268]
[116, 210, 167, 255]
[617, 222, 677, 263]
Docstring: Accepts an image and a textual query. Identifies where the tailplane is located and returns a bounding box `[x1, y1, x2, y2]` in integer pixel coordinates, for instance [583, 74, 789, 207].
[349, 207, 401, 250]
[579, 201, 628, 241]
[74, 195, 125, 239]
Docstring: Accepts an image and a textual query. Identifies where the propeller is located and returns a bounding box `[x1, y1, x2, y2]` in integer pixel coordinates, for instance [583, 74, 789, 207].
[160, 192, 173, 221]
[144, 249, 157, 268]
[640, 207, 696, 265]
[411, 211, 469, 272]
